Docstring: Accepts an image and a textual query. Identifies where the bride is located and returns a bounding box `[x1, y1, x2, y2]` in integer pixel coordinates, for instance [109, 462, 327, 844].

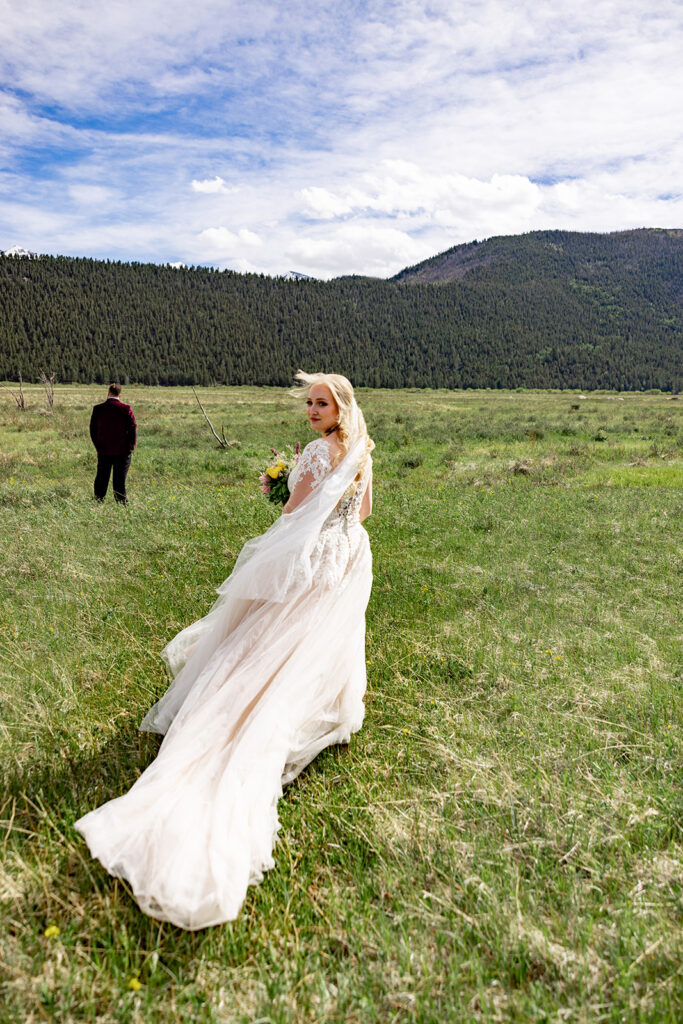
[75, 372, 374, 930]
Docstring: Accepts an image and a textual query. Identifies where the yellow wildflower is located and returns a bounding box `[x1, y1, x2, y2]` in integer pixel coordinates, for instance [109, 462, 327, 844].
[128, 976, 143, 991]
[266, 465, 281, 479]
[44, 925, 60, 938]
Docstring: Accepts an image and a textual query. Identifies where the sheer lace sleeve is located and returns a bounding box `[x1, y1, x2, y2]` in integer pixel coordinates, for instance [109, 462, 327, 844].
[284, 439, 333, 514]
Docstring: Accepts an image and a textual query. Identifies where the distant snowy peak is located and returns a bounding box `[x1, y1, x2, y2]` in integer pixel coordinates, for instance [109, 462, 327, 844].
[282, 270, 315, 281]
[3, 245, 39, 258]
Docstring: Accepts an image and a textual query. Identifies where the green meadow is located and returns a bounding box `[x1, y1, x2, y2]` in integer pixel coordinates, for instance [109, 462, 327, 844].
[1, 384, 681, 1023]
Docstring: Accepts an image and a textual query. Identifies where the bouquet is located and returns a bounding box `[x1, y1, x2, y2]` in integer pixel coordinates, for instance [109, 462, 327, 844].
[259, 443, 301, 505]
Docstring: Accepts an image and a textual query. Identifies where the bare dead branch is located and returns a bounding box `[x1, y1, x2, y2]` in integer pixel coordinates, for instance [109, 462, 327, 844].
[0, 372, 26, 410]
[192, 387, 238, 449]
[40, 371, 56, 410]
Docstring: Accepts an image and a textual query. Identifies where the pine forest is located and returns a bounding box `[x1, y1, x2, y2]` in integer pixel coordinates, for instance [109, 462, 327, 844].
[1, 228, 681, 391]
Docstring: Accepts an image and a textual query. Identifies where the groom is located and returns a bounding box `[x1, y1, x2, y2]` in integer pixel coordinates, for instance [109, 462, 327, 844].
[89, 384, 137, 504]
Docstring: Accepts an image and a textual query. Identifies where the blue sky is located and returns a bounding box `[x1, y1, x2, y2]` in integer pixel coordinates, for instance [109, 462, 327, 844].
[1, 0, 682, 277]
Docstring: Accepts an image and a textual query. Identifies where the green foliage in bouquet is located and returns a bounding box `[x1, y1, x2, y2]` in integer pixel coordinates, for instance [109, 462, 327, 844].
[259, 445, 301, 505]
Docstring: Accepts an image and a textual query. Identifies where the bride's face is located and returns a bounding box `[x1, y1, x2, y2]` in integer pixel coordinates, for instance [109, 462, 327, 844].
[306, 384, 339, 434]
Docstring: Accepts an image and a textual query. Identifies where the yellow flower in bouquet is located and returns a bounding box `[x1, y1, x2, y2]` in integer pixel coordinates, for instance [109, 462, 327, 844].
[259, 447, 300, 504]
[266, 460, 286, 479]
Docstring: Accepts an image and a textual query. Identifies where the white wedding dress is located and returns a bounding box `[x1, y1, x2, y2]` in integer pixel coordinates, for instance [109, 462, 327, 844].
[75, 437, 372, 929]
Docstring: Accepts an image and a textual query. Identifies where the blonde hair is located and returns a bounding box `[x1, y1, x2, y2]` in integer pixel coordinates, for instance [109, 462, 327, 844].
[294, 370, 374, 477]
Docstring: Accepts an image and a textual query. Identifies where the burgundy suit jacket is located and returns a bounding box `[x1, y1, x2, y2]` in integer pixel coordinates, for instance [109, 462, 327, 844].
[90, 398, 137, 456]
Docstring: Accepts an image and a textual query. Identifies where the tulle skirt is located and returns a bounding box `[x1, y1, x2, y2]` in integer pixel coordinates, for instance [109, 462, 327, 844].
[75, 526, 371, 929]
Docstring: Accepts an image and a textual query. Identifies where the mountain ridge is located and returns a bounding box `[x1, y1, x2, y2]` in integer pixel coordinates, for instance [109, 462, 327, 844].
[1, 228, 681, 391]
[392, 228, 683, 285]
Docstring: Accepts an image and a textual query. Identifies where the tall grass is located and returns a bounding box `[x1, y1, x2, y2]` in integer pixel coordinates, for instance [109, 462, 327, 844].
[1, 385, 681, 1022]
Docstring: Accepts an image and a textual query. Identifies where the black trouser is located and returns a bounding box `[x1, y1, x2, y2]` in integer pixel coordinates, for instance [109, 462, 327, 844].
[94, 453, 132, 503]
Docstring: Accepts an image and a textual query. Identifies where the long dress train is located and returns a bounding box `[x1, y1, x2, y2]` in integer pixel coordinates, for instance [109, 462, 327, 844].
[75, 437, 372, 929]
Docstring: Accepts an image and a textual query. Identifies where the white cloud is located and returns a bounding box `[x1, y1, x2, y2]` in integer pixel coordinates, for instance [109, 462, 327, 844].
[67, 184, 118, 206]
[0, 1, 681, 276]
[191, 176, 233, 194]
[197, 226, 263, 258]
[238, 228, 262, 246]
[286, 223, 428, 278]
[300, 187, 353, 219]
[300, 164, 543, 225]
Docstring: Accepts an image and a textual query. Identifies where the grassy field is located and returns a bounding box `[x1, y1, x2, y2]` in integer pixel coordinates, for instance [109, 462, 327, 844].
[0, 383, 681, 1023]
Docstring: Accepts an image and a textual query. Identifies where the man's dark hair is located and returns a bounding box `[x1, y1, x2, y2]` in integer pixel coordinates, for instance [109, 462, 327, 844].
[108, 383, 122, 397]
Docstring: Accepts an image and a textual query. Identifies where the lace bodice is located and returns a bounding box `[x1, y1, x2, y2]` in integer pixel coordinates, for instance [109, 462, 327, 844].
[288, 438, 369, 522]
[287, 438, 371, 588]
[287, 437, 333, 494]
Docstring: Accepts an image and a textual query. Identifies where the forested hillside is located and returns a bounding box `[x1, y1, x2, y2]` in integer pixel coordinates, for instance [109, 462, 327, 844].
[1, 228, 681, 390]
